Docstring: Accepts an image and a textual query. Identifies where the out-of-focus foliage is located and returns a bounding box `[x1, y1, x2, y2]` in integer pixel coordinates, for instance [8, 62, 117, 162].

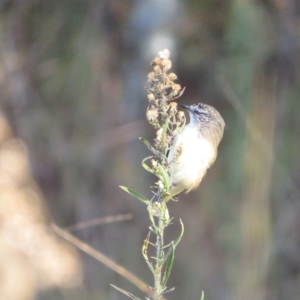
[0, 0, 300, 300]
[0, 111, 81, 300]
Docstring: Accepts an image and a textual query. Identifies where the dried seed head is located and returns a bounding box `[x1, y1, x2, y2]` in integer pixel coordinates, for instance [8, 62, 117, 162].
[177, 111, 185, 120]
[172, 84, 181, 92]
[156, 128, 163, 141]
[147, 93, 155, 101]
[169, 73, 177, 81]
[151, 159, 158, 168]
[148, 72, 155, 81]
[163, 76, 170, 84]
[157, 180, 164, 190]
[147, 108, 159, 123]
[156, 83, 163, 91]
[161, 59, 172, 71]
[158, 49, 170, 59]
[174, 143, 183, 163]
[170, 102, 178, 111]
[176, 143, 183, 155]
[153, 65, 161, 73]
[151, 57, 162, 66]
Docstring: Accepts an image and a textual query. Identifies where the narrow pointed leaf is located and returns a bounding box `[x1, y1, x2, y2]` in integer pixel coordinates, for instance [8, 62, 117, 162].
[157, 163, 170, 191]
[142, 232, 150, 261]
[173, 218, 184, 248]
[162, 243, 175, 287]
[142, 232, 154, 273]
[110, 284, 141, 300]
[119, 186, 149, 204]
[164, 287, 175, 294]
[148, 205, 157, 228]
[173, 86, 186, 99]
[139, 137, 159, 155]
[165, 219, 184, 261]
[200, 291, 204, 300]
[141, 157, 155, 174]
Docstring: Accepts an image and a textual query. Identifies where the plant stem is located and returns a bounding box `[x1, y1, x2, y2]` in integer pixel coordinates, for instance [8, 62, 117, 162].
[153, 201, 167, 300]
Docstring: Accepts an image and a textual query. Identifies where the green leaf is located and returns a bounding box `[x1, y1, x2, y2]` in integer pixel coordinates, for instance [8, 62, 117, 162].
[162, 243, 175, 287]
[141, 157, 155, 174]
[165, 219, 184, 261]
[174, 218, 185, 248]
[139, 137, 159, 155]
[119, 186, 149, 204]
[148, 204, 158, 228]
[142, 232, 155, 273]
[157, 163, 171, 191]
[200, 291, 205, 300]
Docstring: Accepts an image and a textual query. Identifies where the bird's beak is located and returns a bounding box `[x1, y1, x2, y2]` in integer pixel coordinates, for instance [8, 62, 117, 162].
[180, 104, 191, 111]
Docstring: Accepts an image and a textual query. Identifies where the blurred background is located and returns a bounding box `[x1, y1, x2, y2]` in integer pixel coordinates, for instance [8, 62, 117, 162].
[0, 0, 300, 299]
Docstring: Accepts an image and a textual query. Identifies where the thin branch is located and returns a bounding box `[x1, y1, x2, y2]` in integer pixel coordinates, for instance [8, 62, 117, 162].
[51, 223, 155, 298]
[64, 213, 133, 231]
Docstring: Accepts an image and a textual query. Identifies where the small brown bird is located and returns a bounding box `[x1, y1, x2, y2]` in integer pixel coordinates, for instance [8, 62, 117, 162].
[167, 103, 225, 199]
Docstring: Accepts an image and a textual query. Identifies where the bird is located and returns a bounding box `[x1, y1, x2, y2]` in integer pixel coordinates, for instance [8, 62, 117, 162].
[167, 103, 225, 200]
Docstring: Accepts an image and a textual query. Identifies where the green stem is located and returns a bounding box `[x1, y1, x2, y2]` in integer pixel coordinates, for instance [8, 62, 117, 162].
[154, 201, 167, 300]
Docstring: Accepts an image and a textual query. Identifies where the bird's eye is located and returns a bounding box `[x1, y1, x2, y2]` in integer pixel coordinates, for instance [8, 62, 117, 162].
[195, 104, 208, 114]
[195, 109, 208, 116]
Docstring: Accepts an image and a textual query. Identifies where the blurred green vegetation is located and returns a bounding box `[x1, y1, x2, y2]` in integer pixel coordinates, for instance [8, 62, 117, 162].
[1, 0, 300, 299]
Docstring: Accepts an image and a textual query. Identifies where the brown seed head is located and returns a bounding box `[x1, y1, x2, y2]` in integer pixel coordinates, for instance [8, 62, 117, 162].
[156, 128, 163, 141]
[177, 111, 185, 120]
[147, 93, 155, 101]
[153, 65, 161, 73]
[151, 159, 158, 169]
[172, 84, 181, 92]
[151, 57, 162, 66]
[156, 83, 163, 91]
[148, 72, 155, 81]
[147, 108, 158, 123]
[170, 102, 178, 111]
[169, 73, 177, 81]
[161, 59, 172, 71]
[158, 49, 170, 59]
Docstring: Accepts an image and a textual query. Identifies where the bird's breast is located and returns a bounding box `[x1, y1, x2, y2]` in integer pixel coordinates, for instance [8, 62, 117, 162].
[168, 126, 216, 192]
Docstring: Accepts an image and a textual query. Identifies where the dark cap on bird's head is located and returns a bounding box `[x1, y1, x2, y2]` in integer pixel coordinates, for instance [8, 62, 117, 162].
[180, 103, 225, 128]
